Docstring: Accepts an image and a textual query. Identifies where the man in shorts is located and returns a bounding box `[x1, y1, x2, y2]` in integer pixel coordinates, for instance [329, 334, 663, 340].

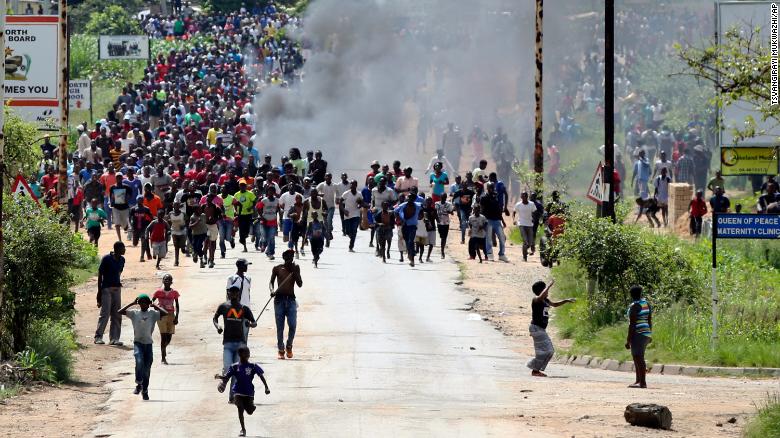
[168, 202, 187, 266]
[147, 210, 170, 270]
[152, 274, 180, 365]
[110, 173, 131, 242]
[201, 183, 224, 268]
[85, 198, 107, 247]
[215, 346, 270, 437]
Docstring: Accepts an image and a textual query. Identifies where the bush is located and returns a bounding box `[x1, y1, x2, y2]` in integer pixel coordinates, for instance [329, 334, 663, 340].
[556, 209, 705, 327]
[84, 5, 142, 36]
[26, 320, 77, 382]
[1, 196, 94, 356]
[14, 348, 55, 383]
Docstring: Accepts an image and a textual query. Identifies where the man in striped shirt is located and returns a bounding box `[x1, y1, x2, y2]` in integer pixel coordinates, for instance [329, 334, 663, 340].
[626, 285, 652, 389]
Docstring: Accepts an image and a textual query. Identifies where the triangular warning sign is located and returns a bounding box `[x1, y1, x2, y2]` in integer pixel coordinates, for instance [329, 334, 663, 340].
[11, 174, 40, 205]
[586, 162, 604, 205]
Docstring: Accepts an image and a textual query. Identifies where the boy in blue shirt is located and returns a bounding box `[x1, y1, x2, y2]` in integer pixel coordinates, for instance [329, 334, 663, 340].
[215, 346, 270, 437]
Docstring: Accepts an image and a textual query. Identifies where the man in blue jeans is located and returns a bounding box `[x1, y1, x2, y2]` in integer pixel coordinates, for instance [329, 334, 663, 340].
[213, 287, 256, 402]
[479, 182, 510, 262]
[339, 180, 364, 252]
[394, 193, 423, 267]
[119, 293, 167, 401]
[270, 249, 303, 360]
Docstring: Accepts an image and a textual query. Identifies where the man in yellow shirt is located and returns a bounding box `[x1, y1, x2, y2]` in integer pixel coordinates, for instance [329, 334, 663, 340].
[233, 179, 257, 253]
[207, 121, 222, 147]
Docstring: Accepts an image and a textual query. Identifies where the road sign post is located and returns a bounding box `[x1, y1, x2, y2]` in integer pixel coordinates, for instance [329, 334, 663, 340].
[586, 162, 606, 205]
[711, 212, 780, 345]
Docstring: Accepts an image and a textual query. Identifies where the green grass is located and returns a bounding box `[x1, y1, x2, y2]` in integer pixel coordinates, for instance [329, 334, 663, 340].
[0, 383, 21, 400]
[69, 257, 99, 286]
[745, 394, 780, 438]
[551, 255, 780, 368]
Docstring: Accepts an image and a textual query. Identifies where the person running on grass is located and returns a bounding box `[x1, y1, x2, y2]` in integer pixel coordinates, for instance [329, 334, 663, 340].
[119, 293, 168, 400]
[527, 280, 575, 377]
[152, 274, 180, 364]
[270, 249, 303, 360]
[85, 197, 107, 247]
[213, 286, 257, 403]
[146, 210, 171, 270]
[626, 285, 652, 389]
[215, 346, 270, 437]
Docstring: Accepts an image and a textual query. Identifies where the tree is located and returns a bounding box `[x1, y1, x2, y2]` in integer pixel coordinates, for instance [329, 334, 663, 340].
[677, 27, 773, 143]
[3, 109, 42, 188]
[70, 0, 144, 31]
[84, 5, 142, 36]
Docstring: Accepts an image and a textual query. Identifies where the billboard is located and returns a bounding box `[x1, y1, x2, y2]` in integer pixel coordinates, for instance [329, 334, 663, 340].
[98, 35, 149, 60]
[717, 2, 780, 147]
[721, 146, 779, 175]
[4, 15, 61, 128]
[4, 15, 60, 102]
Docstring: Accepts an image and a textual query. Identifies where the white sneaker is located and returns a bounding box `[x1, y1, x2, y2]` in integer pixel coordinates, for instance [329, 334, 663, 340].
[499, 255, 510, 262]
[488, 254, 495, 262]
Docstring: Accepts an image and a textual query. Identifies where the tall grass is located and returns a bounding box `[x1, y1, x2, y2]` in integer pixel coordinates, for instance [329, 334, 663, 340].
[26, 320, 78, 382]
[744, 394, 780, 438]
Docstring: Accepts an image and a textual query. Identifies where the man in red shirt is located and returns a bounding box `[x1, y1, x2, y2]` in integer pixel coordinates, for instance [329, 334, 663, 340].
[40, 167, 58, 192]
[152, 273, 180, 364]
[688, 189, 707, 237]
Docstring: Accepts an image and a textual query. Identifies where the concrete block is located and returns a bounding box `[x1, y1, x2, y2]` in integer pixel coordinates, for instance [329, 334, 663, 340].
[566, 355, 577, 365]
[619, 361, 635, 373]
[649, 363, 663, 374]
[588, 357, 604, 368]
[743, 368, 764, 376]
[681, 367, 702, 377]
[773, 369, 780, 377]
[603, 359, 621, 371]
[573, 355, 592, 367]
[662, 365, 683, 375]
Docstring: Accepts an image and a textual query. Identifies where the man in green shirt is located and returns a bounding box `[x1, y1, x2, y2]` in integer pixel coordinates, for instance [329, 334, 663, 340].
[707, 170, 725, 194]
[220, 184, 236, 258]
[184, 106, 203, 127]
[85, 197, 108, 247]
[147, 91, 163, 130]
[233, 180, 257, 253]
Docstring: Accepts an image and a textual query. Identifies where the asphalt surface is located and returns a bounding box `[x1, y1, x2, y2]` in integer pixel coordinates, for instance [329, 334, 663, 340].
[89, 229, 777, 438]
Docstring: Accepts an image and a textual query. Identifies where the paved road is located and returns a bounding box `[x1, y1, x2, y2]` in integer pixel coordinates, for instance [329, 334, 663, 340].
[90, 232, 776, 438]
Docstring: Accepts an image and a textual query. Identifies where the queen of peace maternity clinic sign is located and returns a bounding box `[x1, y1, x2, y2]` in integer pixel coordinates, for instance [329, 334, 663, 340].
[715, 214, 780, 239]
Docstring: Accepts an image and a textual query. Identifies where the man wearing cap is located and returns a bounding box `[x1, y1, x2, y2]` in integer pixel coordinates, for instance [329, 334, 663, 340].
[227, 258, 253, 309]
[234, 179, 257, 253]
[365, 161, 381, 186]
[270, 249, 303, 359]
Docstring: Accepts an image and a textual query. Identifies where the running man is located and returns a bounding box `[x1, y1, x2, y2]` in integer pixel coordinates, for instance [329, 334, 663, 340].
[152, 274, 180, 365]
[215, 346, 270, 437]
[270, 249, 303, 360]
[528, 280, 575, 377]
[213, 286, 257, 403]
[119, 294, 167, 400]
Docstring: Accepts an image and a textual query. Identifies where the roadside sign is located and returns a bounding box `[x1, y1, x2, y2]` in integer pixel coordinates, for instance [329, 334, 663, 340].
[11, 174, 40, 205]
[714, 213, 780, 239]
[586, 161, 605, 205]
[4, 16, 61, 128]
[69, 80, 91, 110]
[98, 35, 150, 60]
[720, 146, 779, 176]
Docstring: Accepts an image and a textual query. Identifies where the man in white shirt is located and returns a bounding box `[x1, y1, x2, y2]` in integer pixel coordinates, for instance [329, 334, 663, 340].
[278, 183, 299, 244]
[340, 180, 363, 252]
[653, 167, 672, 227]
[226, 258, 252, 309]
[316, 172, 340, 244]
[652, 151, 673, 179]
[76, 125, 91, 157]
[425, 149, 456, 175]
[513, 191, 536, 262]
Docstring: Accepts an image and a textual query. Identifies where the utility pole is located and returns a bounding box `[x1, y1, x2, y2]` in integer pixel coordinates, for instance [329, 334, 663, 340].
[0, 0, 6, 314]
[602, 0, 616, 222]
[533, 0, 544, 194]
[57, 0, 68, 203]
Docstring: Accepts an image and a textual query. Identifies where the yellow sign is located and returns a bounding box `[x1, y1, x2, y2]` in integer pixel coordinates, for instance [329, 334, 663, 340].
[720, 147, 779, 176]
